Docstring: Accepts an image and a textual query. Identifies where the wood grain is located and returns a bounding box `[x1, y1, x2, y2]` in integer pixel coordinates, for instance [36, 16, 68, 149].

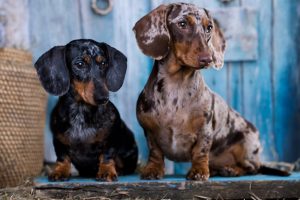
[33, 173, 300, 199]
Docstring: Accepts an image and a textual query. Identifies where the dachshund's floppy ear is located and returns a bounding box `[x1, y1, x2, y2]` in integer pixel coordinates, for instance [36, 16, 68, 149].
[34, 46, 70, 96]
[210, 19, 226, 70]
[101, 43, 127, 92]
[133, 4, 172, 60]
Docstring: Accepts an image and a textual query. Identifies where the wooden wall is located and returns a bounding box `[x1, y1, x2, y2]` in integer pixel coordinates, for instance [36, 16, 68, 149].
[27, 0, 300, 174]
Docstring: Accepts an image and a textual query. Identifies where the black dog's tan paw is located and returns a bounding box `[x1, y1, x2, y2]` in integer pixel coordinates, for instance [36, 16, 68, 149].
[48, 171, 70, 181]
[96, 164, 118, 182]
[96, 171, 118, 182]
[48, 159, 71, 181]
[186, 166, 209, 181]
[140, 164, 164, 180]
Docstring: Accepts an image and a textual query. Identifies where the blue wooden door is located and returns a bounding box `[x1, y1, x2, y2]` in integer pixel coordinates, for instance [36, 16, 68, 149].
[29, 0, 300, 175]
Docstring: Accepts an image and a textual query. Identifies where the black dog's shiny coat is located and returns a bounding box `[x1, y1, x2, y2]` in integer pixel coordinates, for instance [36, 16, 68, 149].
[35, 39, 138, 181]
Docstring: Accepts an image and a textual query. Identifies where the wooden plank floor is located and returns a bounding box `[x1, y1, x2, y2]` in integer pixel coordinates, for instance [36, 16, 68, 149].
[33, 173, 300, 199]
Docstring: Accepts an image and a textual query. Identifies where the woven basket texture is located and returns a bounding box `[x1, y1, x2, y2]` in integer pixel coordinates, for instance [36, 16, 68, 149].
[0, 48, 47, 188]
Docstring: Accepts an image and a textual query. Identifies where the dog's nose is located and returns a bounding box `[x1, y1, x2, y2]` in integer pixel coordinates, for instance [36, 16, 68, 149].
[199, 53, 213, 65]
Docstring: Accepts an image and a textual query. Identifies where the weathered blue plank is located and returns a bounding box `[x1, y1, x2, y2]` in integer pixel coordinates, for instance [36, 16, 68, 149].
[242, 0, 278, 161]
[34, 172, 300, 185]
[151, 0, 238, 10]
[29, 0, 82, 162]
[227, 62, 244, 114]
[33, 173, 300, 199]
[78, 0, 114, 43]
[223, 0, 243, 119]
[212, 7, 258, 61]
[273, 0, 300, 162]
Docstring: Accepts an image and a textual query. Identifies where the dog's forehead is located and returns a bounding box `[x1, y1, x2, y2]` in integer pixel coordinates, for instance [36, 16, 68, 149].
[170, 3, 208, 22]
[80, 41, 102, 56]
[69, 40, 103, 57]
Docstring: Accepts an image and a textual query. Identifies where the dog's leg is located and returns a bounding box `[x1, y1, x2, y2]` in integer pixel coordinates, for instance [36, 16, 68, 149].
[48, 157, 71, 181]
[141, 131, 165, 180]
[96, 152, 118, 182]
[210, 165, 246, 177]
[48, 139, 71, 181]
[186, 132, 212, 181]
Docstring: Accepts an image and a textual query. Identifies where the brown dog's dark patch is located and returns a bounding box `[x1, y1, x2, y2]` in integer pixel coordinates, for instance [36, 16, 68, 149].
[226, 110, 230, 125]
[172, 97, 178, 105]
[138, 91, 154, 113]
[245, 120, 257, 132]
[227, 131, 245, 146]
[157, 79, 164, 93]
[211, 131, 245, 156]
[253, 148, 259, 155]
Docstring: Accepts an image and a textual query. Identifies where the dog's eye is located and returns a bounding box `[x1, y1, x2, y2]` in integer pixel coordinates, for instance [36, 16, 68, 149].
[100, 61, 107, 67]
[76, 61, 84, 67]
[206, 25, 213, 33]
[178, 21, 187, 29]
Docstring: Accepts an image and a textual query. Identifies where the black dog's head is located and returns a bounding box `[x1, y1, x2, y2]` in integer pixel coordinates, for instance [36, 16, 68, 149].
[35, 39, 127, 105]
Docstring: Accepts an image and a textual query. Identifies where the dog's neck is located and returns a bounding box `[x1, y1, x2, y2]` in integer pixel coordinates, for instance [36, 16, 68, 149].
[155, 52, 205, 91]
[64, 89, 107, 110]
[158, 53, 194, 80]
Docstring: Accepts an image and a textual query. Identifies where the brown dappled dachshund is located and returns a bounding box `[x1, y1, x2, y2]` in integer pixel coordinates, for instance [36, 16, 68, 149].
[133, 3, 289, 180]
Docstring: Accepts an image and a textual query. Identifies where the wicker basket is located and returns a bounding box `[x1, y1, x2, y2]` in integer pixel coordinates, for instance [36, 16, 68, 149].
[0, 48, 47, 188]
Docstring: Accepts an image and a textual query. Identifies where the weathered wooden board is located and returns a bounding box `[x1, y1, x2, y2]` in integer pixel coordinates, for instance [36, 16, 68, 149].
[273, 0, 300, 161]
[29, 0, 82, 162]
[33, 173, 300, 199]
[241, 0, 278, 161]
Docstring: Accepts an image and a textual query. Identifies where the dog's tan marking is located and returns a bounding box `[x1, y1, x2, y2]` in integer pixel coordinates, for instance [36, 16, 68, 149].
[96, 155, 118, 182]
[95, 55, 105, 64]
[49, 157, 71, 181]
[83, 55, 91, 64]
[73, 80, 96, 105]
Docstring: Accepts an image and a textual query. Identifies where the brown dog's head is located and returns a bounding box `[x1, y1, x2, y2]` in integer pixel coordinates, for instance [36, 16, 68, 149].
[133, 3, 226, 70]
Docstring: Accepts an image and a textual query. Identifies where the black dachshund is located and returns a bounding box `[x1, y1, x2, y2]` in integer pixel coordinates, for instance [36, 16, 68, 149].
[35, 39, 138, 182]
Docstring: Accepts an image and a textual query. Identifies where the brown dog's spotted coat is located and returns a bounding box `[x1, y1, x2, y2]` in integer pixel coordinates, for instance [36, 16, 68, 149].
[134, 3, 261, 180]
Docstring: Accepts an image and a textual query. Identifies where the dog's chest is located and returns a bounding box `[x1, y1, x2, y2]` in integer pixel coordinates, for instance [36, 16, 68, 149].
[138, 77, 210, 161]
[66, 105, 112, 144]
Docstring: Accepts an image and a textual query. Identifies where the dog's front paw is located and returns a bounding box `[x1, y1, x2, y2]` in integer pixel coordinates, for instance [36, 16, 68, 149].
[96, 165, 118, 182]
[48, 171, 70, 181]
[186, 166, 209, 181]
[48, 159, 71, 181]
[140, 163, 164, 180]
